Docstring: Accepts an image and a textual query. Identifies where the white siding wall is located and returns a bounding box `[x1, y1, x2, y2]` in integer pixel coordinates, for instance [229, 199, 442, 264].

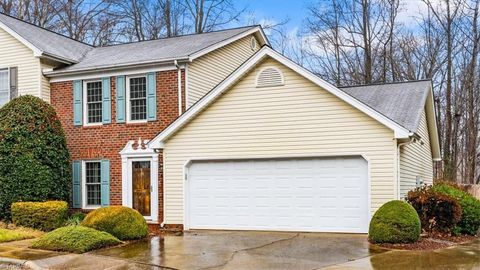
[0, 27, 41, 98]
[163, 58, 397, 224]
[399, 110, 433, 197]
[187, 35, 260, 107]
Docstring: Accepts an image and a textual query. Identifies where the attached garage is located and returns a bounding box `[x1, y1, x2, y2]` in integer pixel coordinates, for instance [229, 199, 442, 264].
[149, 47, 441, 233]
[186, 157, 369, 233]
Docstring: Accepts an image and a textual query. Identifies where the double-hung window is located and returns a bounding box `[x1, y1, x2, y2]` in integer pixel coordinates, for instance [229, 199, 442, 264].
[84, 81, 103, 125]
[0, 69, 9, 107]
[127, 76, 147, 122]
[84, 161, 102, 208]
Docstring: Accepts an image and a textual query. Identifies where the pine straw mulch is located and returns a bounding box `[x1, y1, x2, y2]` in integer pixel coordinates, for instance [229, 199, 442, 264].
[375, 233, 477, 251]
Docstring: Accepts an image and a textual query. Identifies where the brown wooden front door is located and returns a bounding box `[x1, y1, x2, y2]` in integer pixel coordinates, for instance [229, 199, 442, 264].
[132, 161, 151, 216]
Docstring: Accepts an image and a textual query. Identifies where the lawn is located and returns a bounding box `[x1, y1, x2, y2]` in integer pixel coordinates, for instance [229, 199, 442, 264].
[0, 227, 43, 243]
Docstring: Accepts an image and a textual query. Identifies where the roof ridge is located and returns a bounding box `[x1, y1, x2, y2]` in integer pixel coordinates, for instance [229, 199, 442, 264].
[338, 79, 432, 88]
[0, 12, 93, 48]
[97, 25, 260, 48]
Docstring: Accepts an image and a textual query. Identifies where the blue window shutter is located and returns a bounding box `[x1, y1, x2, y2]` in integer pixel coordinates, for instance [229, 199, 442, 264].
[102, 77, 111, 124]
[146, 72, 156, 121]
[116, 76, 126, 123]
[73, 80, 83, 126]
[72, 161, 82, 208]
[100, 159, 110, 206]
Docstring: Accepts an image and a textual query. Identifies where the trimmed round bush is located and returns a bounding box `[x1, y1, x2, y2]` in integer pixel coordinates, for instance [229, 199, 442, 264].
[369, 200, 421, 244]
[407, 186, 462, 234]
[0, 95, 70, 220]
[11, 201, 68, 231]
[81, 206, 148, 240]
[432, 183, 480, 235]
[32, 226, 121, 253]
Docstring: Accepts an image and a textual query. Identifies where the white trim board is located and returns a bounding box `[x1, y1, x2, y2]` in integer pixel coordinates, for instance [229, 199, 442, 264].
[149, 46, 412, 149]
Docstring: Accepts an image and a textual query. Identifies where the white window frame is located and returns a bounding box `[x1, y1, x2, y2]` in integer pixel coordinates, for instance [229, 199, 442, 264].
[82, 160, 102, 209]
[0, 68, 10, 107]
[126, 75, 148, 124]
[83, 79, 103, 126]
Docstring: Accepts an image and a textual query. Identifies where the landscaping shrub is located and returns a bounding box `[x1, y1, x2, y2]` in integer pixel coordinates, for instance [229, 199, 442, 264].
[432, 183, 480, 235]
[0, 227, 43, 243]
[369, 200, 421, 244]
[11, 201, 68, 231]
[81, 206, 148, 240]
[0, 95, 70, 220]
[65, 212, 86, 226]
[31, 226, 121, 253]
[407, 185, 462, 234]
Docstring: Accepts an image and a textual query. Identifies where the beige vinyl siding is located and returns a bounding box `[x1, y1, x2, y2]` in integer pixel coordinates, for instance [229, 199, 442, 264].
[163, 57, 397, 224]
[187, 35, 260, 107]
[0, 27, 40, 97]
[40, 60, 55, 102]
[399, 110, 433, 197]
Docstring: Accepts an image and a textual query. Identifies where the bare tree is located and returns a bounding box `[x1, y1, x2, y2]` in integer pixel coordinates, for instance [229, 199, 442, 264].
[183, 0, 244, 33]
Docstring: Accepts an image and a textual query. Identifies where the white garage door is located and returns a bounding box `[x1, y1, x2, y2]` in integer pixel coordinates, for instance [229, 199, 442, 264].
[187, 156, 369, 233]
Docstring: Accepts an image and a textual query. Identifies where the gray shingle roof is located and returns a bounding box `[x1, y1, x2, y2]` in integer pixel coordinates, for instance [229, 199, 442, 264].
[52, 26, 260, 74]
[0, 13, 93, 63]
[339, 80, 431, 133]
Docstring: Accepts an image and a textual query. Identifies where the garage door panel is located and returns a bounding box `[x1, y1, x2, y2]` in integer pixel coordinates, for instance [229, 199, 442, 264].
[188, 156, 368, 233]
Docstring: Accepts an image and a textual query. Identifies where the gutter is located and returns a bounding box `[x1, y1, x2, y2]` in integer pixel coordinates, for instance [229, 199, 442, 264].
[174, 60, 182, 115]
[44, 57, 190, 77]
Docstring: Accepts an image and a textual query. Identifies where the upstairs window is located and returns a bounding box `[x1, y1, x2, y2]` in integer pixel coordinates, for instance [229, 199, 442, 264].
[127, 76, 147, 122]
[84, 81, 103, 124]
[0, 69, 9, 107]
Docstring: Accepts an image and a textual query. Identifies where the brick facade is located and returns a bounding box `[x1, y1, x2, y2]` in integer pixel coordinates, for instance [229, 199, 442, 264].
[50, 69, 186, 225]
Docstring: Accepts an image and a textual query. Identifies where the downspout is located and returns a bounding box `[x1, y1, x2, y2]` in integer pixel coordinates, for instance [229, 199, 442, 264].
[174, 60, 182, 115]
[397, 138, 415, 199]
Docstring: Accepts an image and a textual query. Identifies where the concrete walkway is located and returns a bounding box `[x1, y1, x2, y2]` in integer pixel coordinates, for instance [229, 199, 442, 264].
[0, 232, 478, 270]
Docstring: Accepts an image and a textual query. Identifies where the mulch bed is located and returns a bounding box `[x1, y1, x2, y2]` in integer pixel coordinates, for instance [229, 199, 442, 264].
[375, 234, 477, 251]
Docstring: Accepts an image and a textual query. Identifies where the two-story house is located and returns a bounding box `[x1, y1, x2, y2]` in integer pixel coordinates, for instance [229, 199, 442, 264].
[1, 12, 441, 234]
[0, 12, 268, 229]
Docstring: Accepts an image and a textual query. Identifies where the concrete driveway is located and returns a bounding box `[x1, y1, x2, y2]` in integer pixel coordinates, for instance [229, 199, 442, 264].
[92, 231, 382, 270]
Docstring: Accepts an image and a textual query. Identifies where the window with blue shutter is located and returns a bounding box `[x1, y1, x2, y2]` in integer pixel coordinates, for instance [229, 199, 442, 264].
[146, 72, 156, 121]
[116, 76, 126, 123]
[72, 161, 82, 208]
[102, 77, 111, 124]
[73, 80, 83, 126]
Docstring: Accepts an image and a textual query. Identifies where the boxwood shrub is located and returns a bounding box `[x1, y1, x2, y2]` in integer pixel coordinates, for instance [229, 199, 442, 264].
[0, 95, 70, 220]
[32, 226, 121, 253]
[81, 206, 148, 240]
[407, 185, 462, 234]
[432, 183, 480, 235]
[11, 201, 68, 231]
[369, 200, 421, 244]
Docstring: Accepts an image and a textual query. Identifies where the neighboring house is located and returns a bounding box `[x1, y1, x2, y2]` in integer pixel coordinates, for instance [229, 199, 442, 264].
[0, 12, 441, 234]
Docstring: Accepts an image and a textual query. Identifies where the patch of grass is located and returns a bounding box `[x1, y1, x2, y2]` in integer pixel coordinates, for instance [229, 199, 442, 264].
[31, 226, 121, 253]
[0, 227, 43, 243]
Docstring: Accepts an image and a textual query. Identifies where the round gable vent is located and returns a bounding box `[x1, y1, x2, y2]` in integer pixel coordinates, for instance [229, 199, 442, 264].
[255, 67, 284, 88]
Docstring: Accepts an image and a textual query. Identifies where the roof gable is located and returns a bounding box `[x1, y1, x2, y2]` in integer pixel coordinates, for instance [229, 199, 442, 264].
[0, 13, 92, 63]
[149, 46, 417, 149]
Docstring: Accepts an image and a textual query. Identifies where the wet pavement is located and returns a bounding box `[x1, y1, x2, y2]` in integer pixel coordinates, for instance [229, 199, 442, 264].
[0, 231, 478, 269]
[92, 231, 382, 270]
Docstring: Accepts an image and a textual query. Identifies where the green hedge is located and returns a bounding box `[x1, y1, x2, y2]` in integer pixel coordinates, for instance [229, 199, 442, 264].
[11, 201, 68, 231]
[32, 226, 121, 253]
[432, 183, 480, 235]
[81, 206, 148, 240]
[369, 200, 421, 244]
[0, 95, 70, 220]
